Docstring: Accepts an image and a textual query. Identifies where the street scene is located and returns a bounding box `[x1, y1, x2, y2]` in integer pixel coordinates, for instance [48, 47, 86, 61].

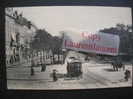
[6, 7, 132, 89]
[7, 51, 132, 89]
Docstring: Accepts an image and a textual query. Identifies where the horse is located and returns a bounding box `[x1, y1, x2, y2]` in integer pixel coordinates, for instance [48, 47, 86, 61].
[111, 62, 125, 71]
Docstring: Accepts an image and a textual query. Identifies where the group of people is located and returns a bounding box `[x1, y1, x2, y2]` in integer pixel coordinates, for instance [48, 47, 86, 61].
[30, 52, 46, 76]
[111, 61, 125, 71]
[111, 61, 131, 81]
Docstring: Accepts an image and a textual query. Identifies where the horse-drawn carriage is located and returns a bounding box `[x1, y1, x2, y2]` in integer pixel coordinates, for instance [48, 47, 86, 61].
[111, 61, 125, 71]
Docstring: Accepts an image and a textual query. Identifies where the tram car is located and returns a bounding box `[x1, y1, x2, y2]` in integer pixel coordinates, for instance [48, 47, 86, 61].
[67, 57, 82, 78]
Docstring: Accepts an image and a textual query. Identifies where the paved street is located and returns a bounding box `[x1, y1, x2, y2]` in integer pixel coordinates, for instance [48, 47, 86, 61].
[7, 60, 132, 90]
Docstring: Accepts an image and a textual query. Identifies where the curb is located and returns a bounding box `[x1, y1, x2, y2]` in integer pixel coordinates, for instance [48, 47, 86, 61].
[6, 60, 31, 68]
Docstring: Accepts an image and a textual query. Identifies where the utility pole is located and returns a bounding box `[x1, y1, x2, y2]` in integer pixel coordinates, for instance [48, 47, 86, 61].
[30, 50, 35, 75]
[30, 38, 35, 76]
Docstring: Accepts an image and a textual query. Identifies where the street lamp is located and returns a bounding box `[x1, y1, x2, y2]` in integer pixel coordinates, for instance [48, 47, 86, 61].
[30, 37, 44, 75]
[29, 38, 35, 76]
[62, 48, 66, 64]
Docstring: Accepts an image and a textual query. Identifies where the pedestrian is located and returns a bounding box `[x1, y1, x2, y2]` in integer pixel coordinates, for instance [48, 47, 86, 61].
[124, 69, 131, 81]
[40, 52, 46, 72]
[52, 69, 58, 82]
[31, 66, 34, 76]
[41, 63, 46, 72]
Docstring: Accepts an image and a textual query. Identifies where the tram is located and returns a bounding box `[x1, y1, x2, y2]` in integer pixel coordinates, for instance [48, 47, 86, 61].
[67, 57, 82, 78]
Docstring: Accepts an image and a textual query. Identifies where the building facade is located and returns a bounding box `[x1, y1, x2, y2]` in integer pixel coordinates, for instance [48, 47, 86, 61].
[5, 8, 37, 65]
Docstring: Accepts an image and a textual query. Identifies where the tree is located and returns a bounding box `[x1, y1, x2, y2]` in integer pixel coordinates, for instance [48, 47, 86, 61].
[31, 29, 53, 50]
[31, 29, 63, 63]
[99, 24, 133, 54]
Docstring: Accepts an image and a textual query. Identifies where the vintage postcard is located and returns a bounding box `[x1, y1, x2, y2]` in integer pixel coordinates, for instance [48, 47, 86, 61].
[6, 6, 132, 89]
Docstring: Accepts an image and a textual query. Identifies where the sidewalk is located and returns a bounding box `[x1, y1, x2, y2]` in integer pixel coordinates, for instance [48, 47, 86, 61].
[6, 59, 31, 68]
[7, 64, 66, 80]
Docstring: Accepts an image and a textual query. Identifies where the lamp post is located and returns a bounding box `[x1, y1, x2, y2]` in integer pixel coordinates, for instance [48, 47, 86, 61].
[30, 37, 41, 75]
[62, 48, 66, 64]
[41, 50, 46, 72]
[30, 39, 35, 76]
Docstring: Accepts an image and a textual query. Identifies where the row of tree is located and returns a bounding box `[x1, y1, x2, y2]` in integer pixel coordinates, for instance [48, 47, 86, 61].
[31, 23, 133, 61]
[31, 29, 62, 57]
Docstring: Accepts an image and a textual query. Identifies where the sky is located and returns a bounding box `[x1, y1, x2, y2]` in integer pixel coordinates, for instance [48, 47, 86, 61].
[13, 6, 132, 36]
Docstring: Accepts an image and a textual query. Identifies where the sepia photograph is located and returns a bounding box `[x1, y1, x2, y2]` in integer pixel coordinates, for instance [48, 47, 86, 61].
[5, 6, 132, 90]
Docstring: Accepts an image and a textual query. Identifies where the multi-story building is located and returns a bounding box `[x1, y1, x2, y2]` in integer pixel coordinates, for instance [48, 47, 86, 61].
[5, 8, 16, 64]
[5, 8, 37, 65]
